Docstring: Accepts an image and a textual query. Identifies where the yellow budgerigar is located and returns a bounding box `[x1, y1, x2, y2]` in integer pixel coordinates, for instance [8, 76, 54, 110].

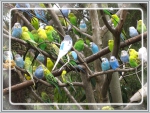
[47, 57, 54, 72]
[108, 40, 114, 52]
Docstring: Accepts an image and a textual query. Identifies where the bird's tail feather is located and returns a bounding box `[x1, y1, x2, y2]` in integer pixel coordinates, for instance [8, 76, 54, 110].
[52, 57, 60, 71]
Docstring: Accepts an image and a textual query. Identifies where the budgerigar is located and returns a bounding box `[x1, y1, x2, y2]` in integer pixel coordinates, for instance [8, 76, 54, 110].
[111, 14, 120, 27]
[45, 26, 61, 43]
[36, 53, 45, 63]
[3, 51, 13, 62]
[47, 57, 54, 72]
[120, 50, 129, 63]
[110, 56, 127, 83]
[136, 20, 147, 34]
[69, 51, 78, 61]
[129, 26, 139, 37]
[34, 65, 44, 79]
[108, 40, 114, 52]
[34, 5, 48, 24]
[138, 47, 147, 63]
[90, 42, 99, 54]
[12, 22, 22, 38]
[129, 49, 139, 60]
[129, 55, 138, 67]
[15, 54, 24, 68]
[101, 57, 110, 71]
[31, 17, 39, 30]
[15, 3, 32, 17]
[61, 7, 70, 18]
[74, 38, 84, 52]
[52, 35, 73, 71]
[79, 19, 87, 32]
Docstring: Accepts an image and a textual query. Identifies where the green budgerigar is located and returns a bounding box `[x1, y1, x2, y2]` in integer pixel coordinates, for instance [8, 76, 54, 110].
[45, 26, 61, 43]
[74, 38, 84, 52]
[42, 65, 61, 94]
[24, 57, 35, 85]
[136, 20, 147, 34]
[108, 40, 114, 52]
[31, 17, 39, 30]
[21, 26, 37, 45]
[111, 14, 120, 27]
[129, 55, 138, 67]
[47, 57, 54, 72]
[68, 13, 79, 35]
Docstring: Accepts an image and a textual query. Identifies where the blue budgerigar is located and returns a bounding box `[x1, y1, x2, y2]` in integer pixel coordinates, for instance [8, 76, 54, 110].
[61, 7, 70, 18]
[3, 51, 13, 62]
[15, 54, 24, 68]
[15, 3, 32, 17]
[110, 56, 127, 83]
[12, 22, 22, 38]
[79, 19, 87, 32]
[109, 56, 119, 70]
[90, 42, 99, 54]
[129, 26, 139, 37]
[34, 65, 44, 79]
[120, 50, 129, 63]
[101, 57, 110, 71]
[52, 35, 73, 71]
[36, 53, 45, 63]
[69, 51, 78, 61]
[34, 5, 48, 24]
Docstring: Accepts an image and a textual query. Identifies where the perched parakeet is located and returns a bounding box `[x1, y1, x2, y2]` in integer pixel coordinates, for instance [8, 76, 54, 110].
[61, 7, 70, 18]
[21, 26, 37, 45]
[12, 22, 22, 38]
[68, 13, 79, 35]
[31, 17, 39, 30]
[41, 91, 51, 103]
[31, 30, 39, 42]
[37, 28, 48, 50]
[15, 3, 32, 17]
[74, 38, 84, 52]
[101, 57, 110, 71]
[15, 54, 24, 68]
[52, 35, 73, 71]
[79, 19, 87, 32]
[109, 56, 119, 70]
[69, 51, 78, 61]
[120, 50, 129, 63]
[102, 106, 114, 110]
[110, 56, 127, 83]
[111, 14, 120, 27]
[3, 51, 13, 62]
[129, 49, 138, 60]
[36, 53, 45, 63]
[138, 47, 147, 62]
[129, 26, 139, 37]
[129, 55, 138, 67]
[108, 40, 114, 52]
[34, 5, 48, 24]
[34, 65, 44, 79]
[136, 20, 147, 34]
[90, 42, 99, 54]
[45, 26, 61, 43]
[24, 57, 35, 85]
[42, 65, 60, 94]
[47, 57, 54, 72]
[103, 9, 113, 16]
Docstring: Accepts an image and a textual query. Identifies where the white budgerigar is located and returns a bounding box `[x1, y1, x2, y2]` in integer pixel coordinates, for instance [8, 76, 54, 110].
[52, 35, 73, 71]
[138, 47, 147, 62]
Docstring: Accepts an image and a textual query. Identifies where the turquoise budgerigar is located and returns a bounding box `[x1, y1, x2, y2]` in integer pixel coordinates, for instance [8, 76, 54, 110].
[52, 35, 73, 71]
[101, 57, 110, 71]
[15, 54, 24, 68]
[136, 20, 147, 34]
[12, 22, 22, 38]
[90, 42, 99, 54]
[129, 26, 139, 37]
[69, 51, 78, 61]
